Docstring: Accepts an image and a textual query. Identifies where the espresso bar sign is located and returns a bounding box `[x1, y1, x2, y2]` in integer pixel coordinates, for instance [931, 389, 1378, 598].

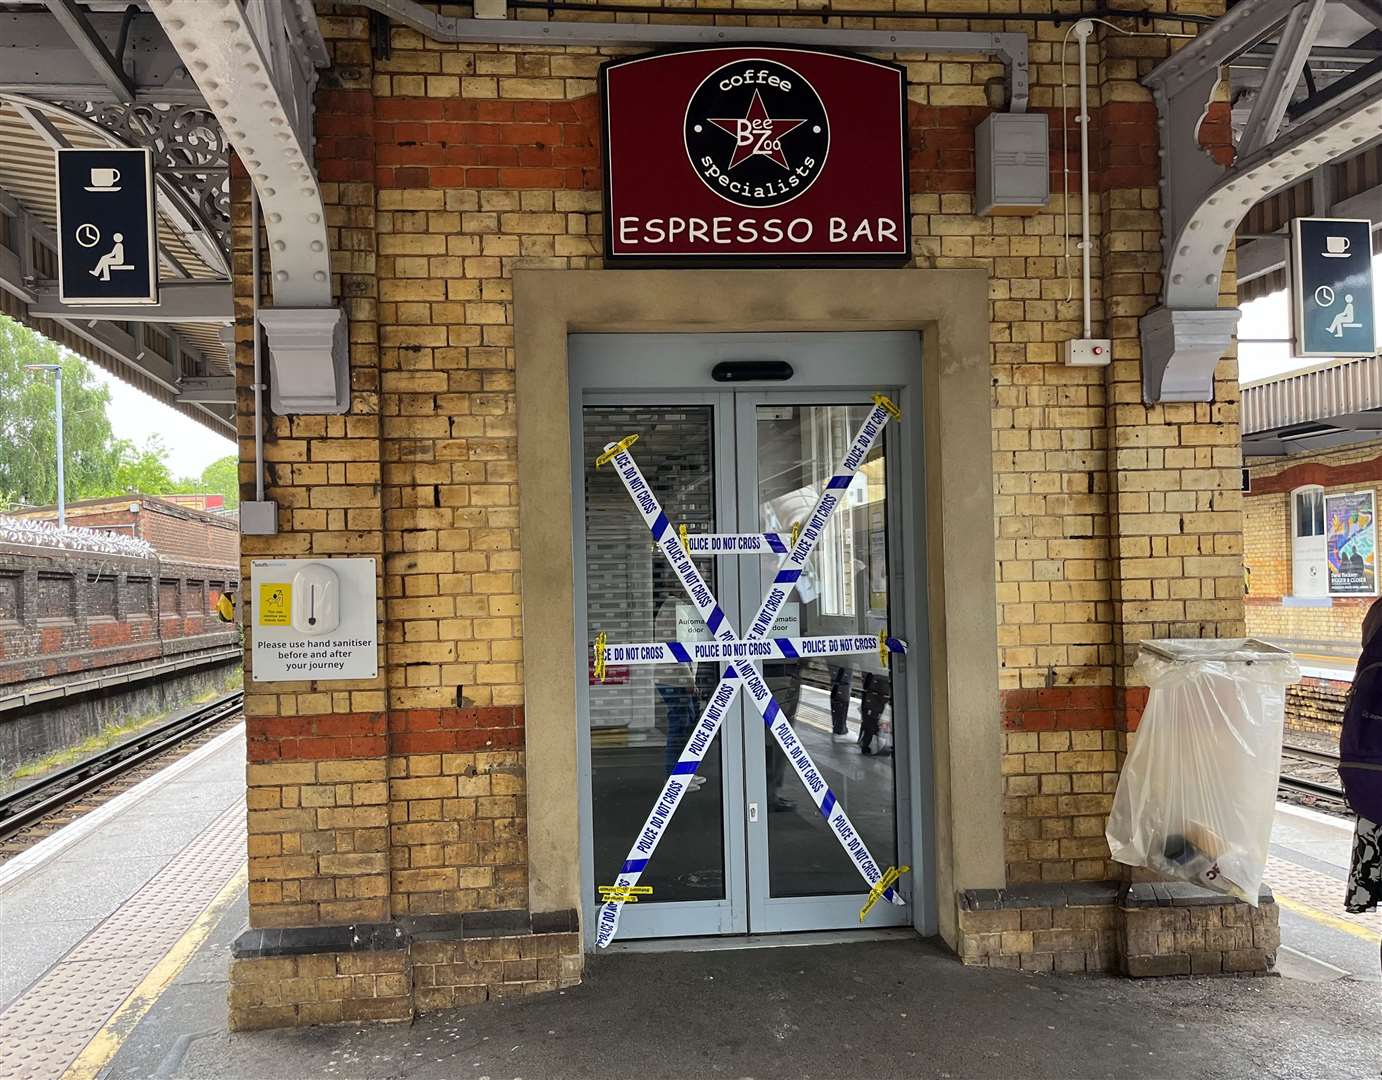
[601, 47, 910, 264]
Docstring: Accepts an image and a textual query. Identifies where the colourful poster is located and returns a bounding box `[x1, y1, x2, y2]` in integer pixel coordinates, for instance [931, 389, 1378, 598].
[1325, 490, 1377, 596]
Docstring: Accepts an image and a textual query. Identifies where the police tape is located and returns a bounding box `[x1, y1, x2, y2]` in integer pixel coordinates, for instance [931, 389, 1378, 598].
[678, 530, 793, 555]
[598, 884, 653, 904]
[859, 865, 909, 922]
[591, 396, 903, 948]
[598, 634, 908, 666]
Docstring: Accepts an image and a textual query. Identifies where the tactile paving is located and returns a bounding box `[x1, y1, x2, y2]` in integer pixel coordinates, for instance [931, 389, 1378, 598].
[0, 799, 245, 1080]
[1266, 853, 1382, 938]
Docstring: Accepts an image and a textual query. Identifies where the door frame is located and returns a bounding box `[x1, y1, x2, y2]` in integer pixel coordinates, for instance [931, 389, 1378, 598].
[569, 333, 927, 945]
[513, 269, 1004, 957]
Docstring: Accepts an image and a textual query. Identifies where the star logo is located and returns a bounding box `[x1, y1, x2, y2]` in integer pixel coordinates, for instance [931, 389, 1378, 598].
[706, 90, 807, 171]
[684, 59, 829, 207]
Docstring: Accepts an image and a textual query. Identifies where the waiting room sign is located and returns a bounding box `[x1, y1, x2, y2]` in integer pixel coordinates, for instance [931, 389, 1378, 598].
[55, 147, 158, 305]
[601, 47, 910, 265]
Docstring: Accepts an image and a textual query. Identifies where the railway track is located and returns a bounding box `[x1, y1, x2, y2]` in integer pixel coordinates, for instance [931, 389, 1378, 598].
[1280, 741, 1346, 805]
[0, 690, 245, 842]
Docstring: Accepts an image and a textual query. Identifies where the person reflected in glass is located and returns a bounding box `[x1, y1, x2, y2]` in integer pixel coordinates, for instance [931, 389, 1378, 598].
[857, 670, 892, 756]
[654, 591, 706, 791]
[831, 664, 891, 755]
[829, 664, 853, 739]
[763, 661, 803, 811]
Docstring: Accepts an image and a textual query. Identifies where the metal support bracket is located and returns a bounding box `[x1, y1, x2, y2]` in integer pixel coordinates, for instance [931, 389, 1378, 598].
[1237, 0, 1326, 157]
[258, 307, 350, 414]
[1139, 307, 1244, 402]
[1140, 0, 1382, 402]
[176, 375, 236, 404]
[150, 0, 346, 414]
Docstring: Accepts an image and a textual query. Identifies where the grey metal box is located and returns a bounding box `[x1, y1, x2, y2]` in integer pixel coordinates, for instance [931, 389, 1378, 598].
[240, 500, 279, 536]
[975, 112, 1049, 216]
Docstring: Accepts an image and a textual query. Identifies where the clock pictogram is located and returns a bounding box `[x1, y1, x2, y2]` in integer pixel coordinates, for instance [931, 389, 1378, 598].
[75, 223, 100, 248]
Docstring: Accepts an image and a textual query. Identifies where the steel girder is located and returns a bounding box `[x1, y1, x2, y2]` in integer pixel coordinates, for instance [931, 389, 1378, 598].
[1141, 0, 1382, 402]
[0, 10, 202, 103]
[150, 0, 347, 414]
[41, 0, 137, 104]
[27, 281, 232, 323]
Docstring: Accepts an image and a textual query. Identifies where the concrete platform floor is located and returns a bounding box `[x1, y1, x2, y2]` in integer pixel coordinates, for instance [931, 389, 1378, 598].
[105, 926, 1382, 1080]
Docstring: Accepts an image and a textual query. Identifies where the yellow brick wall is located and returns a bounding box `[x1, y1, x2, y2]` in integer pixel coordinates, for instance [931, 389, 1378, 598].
[236, 0, 1240, 933]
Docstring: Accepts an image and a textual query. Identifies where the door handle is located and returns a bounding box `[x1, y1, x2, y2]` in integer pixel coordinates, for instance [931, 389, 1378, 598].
[748, 802, 759, 822]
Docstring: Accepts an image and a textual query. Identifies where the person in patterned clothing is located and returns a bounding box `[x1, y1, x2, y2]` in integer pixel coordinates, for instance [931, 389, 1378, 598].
[1340, 597, 1382, 969]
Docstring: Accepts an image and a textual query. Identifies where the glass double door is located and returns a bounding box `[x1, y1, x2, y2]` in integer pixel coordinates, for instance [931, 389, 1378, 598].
[573, 333, 920, 943]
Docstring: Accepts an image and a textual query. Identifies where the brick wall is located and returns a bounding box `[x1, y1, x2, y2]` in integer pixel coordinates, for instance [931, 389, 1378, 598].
[0, 544, 240, 688]
[16, 496, 240, 568]
[236, 0, 1243, 974]
[139, 505, 240, 566]
[1244, 439, 1381, 650]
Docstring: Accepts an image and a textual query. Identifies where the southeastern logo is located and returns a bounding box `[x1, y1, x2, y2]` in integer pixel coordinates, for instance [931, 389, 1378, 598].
[683, 59, 829, 208]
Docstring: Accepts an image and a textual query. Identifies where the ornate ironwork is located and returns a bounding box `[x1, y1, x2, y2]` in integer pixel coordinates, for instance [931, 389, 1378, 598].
[55, 100, 229, 265]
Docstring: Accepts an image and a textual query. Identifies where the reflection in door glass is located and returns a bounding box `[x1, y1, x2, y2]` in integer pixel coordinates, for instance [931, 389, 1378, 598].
[756, 404, 898, 897]
[583, 406, 727, 904]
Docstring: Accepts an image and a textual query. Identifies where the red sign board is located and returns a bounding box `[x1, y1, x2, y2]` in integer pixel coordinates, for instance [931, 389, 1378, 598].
[601, 47, 910, 265]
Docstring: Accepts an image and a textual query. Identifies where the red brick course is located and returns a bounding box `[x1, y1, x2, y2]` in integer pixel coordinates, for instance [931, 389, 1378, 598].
[1246, 453, 1382, 496]
[1001, 685, 1148, 732]
[336, 87, 1170, 196]
[14, 496, 239, 567]
[247, 705, 525, 762]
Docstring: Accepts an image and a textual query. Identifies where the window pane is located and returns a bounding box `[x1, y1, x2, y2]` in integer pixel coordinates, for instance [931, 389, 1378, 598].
[756, 403, 897, 898]
[583, 405, 726, 905]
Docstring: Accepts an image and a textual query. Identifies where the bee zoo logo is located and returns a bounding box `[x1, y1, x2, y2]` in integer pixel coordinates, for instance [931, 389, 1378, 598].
[683, 58, 830, 208]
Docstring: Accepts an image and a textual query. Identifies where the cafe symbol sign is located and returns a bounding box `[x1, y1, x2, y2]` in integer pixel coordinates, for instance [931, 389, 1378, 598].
[55, 147, 159, 306]
[1291, 217, 1376, 358]
[601, 47, 910, 264]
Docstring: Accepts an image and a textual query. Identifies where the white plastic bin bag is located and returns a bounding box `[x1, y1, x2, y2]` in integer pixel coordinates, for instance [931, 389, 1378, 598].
[1106, 639, 1300, 906]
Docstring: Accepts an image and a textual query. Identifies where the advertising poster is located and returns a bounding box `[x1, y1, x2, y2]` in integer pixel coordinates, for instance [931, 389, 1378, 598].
[1325, 490, 1378, 596]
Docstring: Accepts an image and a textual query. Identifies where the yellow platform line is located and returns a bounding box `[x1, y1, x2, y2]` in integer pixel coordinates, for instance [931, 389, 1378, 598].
[1274, 892, 1382, 944]
[63, 865, 248, 1080]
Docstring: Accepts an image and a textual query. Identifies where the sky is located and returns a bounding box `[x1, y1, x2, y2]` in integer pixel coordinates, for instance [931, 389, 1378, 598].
[87, 363, 235, 477]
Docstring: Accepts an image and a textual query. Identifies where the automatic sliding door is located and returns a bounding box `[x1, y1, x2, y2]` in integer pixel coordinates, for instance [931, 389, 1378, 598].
[741, 397, 910, 932]
[578, 402, 746, 939]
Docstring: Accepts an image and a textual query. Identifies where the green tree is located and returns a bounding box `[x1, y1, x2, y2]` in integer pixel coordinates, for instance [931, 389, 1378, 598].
[199, 454, 241, 508]
[111, 436, 182, 496]
[0, 316, 122, 508]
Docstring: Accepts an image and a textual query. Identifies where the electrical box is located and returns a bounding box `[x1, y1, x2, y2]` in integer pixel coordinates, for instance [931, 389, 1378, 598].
[240, 500, 278, 536]
[975, 113, 1049, 216]
[1064, 338, 1112, 366]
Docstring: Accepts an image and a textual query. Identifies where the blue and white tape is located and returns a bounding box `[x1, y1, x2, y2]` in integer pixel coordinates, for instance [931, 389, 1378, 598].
[683, 532, 792, 555]
[601, 634, 908, 666]
[592, 400, 902, 949]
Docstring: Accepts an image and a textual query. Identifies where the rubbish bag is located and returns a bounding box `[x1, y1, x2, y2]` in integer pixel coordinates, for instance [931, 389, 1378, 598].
[1106, 639, 1300, 906]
